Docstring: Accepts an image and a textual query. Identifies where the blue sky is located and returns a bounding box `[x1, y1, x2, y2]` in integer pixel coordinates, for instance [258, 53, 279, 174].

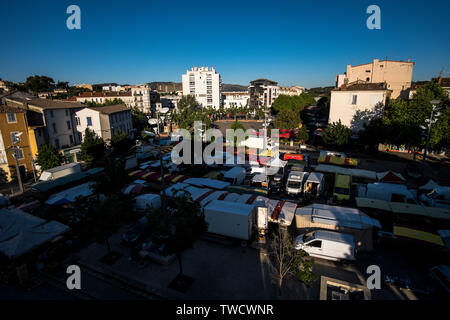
[1, 0, 449, 88]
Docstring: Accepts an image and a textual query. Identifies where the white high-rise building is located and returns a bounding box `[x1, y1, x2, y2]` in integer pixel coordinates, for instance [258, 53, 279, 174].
[182, 66, 221, 109]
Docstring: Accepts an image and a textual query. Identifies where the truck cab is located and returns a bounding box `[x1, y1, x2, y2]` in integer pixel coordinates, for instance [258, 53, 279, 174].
[286, 171, 307, 195]
[333, 174, 351, 202]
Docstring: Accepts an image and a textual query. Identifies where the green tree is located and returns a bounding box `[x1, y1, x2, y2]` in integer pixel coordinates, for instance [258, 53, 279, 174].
[269, 227, 317, 299]
[295, 126, 309, 144]
[92, 156, 128, 195]
[274, 109, 301, 130]
[322, 120, 352, 147]
[272, 93, 315, 114]
[148, 190, 208, 281]
[24, 75, 55, 93]
[80, 128, 106, 166]
[36, 144, 65, 170]
[111, 129, 133, 156]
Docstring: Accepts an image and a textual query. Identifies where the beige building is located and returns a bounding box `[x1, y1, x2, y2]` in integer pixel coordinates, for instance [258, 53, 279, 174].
[278, 85, 305, 96]
[338, 58, 414, 99]
[329, 82, 391, 131]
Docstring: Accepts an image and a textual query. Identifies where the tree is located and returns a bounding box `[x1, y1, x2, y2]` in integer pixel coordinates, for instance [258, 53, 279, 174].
[148, 190, 208, 287]
[92, 156, 128, 195]
[177, 95, 199, 111]
[0, 167, 8, 184]
[268, 227, 317, 299]
[272, 93, 316, 113]
[274, 109, 301, 130]
[111, 129, 133, 156]
[24, 75, 55, 93]
[36, 144, 64, 170]
[80, 128, 106, 166]
[131, 106, 147, 133]
[295, 126, 309, 144]
[322, 120, 352, 147]
[74, 194, 125, 260]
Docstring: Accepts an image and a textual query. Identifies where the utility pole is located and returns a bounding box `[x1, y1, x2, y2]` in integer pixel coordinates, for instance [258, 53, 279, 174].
[11, 149, 24, 194]
[422, 100, 441, 166]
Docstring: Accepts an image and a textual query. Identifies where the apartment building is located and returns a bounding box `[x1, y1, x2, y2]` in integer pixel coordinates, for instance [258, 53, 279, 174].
[336, 58, 414, 99]
[149, 82, 182, 93]
[73, 91, 134, 107]
[248, 78, 279, 109]
[73, 83, 93, 91]
[278, 85, 305, 96]
[182, 66, 222, 109]
[0, 80, 14, 92]
[0, 105, 37, 181]
[5, 97, 83, 150]
[75, 104, 133, 143]
[329, 82, 391, 131]
[221, 91, 249, 109]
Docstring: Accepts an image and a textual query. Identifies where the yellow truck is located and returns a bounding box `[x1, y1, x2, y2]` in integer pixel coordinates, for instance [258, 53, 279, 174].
[333, 174, 352, 202]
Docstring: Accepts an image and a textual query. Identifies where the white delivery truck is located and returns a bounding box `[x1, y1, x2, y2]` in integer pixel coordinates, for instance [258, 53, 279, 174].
[286, 171, 308, 195]
[132, 193, 161, 213]
[223, 166, 246, 185]
[203, 200, 256, 241]
[295, 230, 356, 262]
[39, 162, 82, 181]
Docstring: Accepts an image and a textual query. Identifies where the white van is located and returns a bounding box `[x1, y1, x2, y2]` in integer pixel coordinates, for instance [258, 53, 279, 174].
[295, 230, 356, 262]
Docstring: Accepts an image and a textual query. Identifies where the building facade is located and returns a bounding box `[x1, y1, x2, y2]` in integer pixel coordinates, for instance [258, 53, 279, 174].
[0, 105, 37, 181]
[75, 104, 133, 143]
[278, 85, 305, 96]
[5, 97, 83, 151]
[182, 66, 221, 109]
[221, 91, 249, 109]
[337, 58, 414, 99]
[248, 78, 279, 109]
[329, 83, 391, 131]
[73, 91, 134, 107]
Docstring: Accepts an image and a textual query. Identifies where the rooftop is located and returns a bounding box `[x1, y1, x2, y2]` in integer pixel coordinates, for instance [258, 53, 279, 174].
[334, 82, 390, 92]
[5, 97, 83, 110]
[86, 104, 130, 114]
[0, 105, 25, 113]
[250, 78, 278, 86]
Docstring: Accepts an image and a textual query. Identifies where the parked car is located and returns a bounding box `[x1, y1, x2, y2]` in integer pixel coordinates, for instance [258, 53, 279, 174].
[122, 217, 151, 246]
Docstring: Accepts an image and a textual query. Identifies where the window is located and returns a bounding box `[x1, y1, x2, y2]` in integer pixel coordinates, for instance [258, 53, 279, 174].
[10, 132, 21, 144]
[14, 148, 24, 159]
[366, 77, 370, 82]
[65, 109, 69, 116]
[50, 110, 54, 118]
[6, 113, 16, 123]
[52, 123, 57, 133]
[54, 138, 60, 149]
[76, 117, 80, 125]
[351, 95, 357, 105]
[87, 117, 92, 126]
[308, 240, 322, 248]
[69, 135, 74, 144]
[67, 120, 71, 130]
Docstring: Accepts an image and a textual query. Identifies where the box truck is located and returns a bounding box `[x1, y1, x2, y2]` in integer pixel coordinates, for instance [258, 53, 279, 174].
[203, 200, 256, 241]
[39, 162, 82, 181]
[223, 166, 246, 185]
[295, 229, 356, 262]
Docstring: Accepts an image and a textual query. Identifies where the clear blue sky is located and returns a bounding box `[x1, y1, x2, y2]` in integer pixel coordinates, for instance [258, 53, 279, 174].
[1, 0, 449, 88]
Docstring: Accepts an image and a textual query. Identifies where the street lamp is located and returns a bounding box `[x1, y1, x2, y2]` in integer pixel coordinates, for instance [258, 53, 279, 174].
[7, 132, 24, 194]
[421, 99, 441, 166]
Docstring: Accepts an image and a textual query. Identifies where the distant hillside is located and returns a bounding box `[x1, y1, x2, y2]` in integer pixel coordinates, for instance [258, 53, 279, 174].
[222, 84, 248, 92]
